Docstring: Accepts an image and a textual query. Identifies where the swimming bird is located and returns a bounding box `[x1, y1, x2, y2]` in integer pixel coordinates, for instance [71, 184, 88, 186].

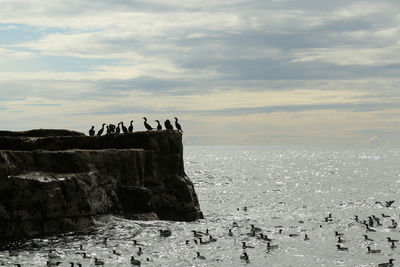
[143, 117, 153, 131]
[336, 245, 348, 251]
[130, 256, 141, 266]
[159, 229, 172, 237]
[367, 246, 381, 253]
[82, 252, 91, 258]
[334, 231, 344, 237]
[378, 259, 394, 267]
[240, 252, 250, 263]
[46, 261, 62, 266]
[267, 242, 278, 250]
[79, 244, 84, 250]
[94, 258, 104, 265]
[259, 233, 272, 242]
[116, 123, 121, 134]
[155, 120, 162, 130]
[382, 213, 391, 218]
[113, 249, 121, 256]
[387, 237, 399, 243]
[120, 121, 128, 133]
[337, 236, 345, 243]
[89, 126, 95, 136]
[304, 234, 310, 241]
[365, 225, 376, 232]
[97, 123, 106, 136]
[133, 240, 144, 246]
[354, 215, 359, 222]
[192, 230, 203, 238]
[137, 247, 142, 256]
[164, 119, 173, 130]
[196, 252, 206, 260]
[209, 235, 217, 242]
[242, 242, 254, 249]
[128, 120, 134, 133]
[250, 224, 262, 232]
[390, 241, 396, 249]
[363, 235, 373, 241]
[174, 117, 183, 132]
[228, 229, 234, 236]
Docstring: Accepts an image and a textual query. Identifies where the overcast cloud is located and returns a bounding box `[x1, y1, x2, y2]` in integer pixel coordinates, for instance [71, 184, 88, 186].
[1, 0, 400, 145]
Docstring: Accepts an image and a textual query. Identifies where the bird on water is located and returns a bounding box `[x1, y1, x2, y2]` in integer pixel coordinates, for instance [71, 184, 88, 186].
[143, 117, 153, 131]
[97, 123, 106, 136]
[128, 120, 134, 133]
[174, 117, 183, 132]
[378, 259, 394, 267]
[155, 120, 162, 130]
[130, 256, 141, 266]
[89, 126, 95, 136]
[164, 119, 173, 130]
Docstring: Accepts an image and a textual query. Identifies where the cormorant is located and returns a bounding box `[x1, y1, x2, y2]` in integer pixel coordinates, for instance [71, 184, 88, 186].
[128, 120, 134, 133]
[106, 125, 111, 135]
[196, 252, 206, 260]
[120, 121, 128, 133]
[143, 117, 153, 131]
[155, 120, 162, 130]
[164, 119, 173, 130]
[89, 126, 95, 136]
[174, 117, 183, 132]
[336, 244, 348, 251]
[113, 249, 121, 256]
[109, 124, 116, 133]
[367, 246, 381, 253]
[94, 258, 104, 265]
[378, 259, 394, 267]
[159, 229, 171, 237]
[116, 123, 121, 134]
[97, 123, 106, 136]
[130, 256, 141, 266]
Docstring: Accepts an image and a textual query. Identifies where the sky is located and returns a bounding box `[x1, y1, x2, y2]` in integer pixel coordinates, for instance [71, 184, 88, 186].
[1, 0, 400, 146]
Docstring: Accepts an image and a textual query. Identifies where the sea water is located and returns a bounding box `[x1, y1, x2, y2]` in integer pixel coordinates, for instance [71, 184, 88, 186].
[1, 146, 400, 266]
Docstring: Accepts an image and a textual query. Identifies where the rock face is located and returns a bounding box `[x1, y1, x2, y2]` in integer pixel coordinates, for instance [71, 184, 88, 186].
[0, 130, 203, 239]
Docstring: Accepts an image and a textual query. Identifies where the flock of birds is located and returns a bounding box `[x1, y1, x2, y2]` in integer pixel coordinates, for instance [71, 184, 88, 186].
[3, 200, 399, 266]
[88, 117, 183, 136]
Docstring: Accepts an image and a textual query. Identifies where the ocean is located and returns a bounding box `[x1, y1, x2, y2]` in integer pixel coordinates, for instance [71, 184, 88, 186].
[1, 146, 400, 266]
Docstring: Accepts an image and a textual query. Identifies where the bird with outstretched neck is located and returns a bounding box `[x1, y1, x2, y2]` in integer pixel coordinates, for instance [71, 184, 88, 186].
[155, 120, 162, 130]
[120, 121, 128, 133]
[143, 117, 153, 131]
[174, 117, 183, 132]
[115, 123, 121, 134]
[97, 123, 106, 136]
[128, 120, 134, 133]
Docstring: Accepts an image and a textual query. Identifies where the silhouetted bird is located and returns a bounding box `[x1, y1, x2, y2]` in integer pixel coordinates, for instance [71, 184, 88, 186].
[94, 258, 104, 265]
[164, 119, 173, 130]
[196, 252, 206, 260]
[109, 124, 116, 133]
[130, 256, 141, 266]
[378, 259, 394, 267]
[155, 120, 162, 130]
[106, 125, 111, 134]
[174, 117, 183, 132]
[120, 121, 128, 133]
[128, 120, 134, 133]
[89, 126, 95, 136]
[143, 117, 153, 131]
[97, 123, 106, 136]
[116, 123, 121, 134]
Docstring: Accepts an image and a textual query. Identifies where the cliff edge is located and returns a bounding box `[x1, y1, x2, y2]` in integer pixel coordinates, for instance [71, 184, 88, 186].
[0, 129, 203, 239]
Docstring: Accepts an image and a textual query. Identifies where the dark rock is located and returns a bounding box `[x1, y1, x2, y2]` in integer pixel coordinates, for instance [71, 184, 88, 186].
[0, 130, 203, 239]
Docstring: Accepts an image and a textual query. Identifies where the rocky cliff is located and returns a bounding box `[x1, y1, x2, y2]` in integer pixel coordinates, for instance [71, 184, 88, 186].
[0, 130, 203, 239]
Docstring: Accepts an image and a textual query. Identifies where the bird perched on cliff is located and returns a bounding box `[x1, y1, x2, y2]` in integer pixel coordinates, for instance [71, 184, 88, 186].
[108, 124, 116, 133]
[115, 123, 121, 134]
[120, 121, 128, 133]
[143, 117, 153, 131]
[164, 119, 173, 130]
[89, 126, 95, 136]
[97, 123, 106, 136]
[155, 120, 162, 130]
[174, 117, 183, 132]
[128, 120, 134, 133]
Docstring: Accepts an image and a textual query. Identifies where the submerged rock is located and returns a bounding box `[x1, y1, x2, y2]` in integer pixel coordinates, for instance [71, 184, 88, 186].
[0, 130, 203, 239]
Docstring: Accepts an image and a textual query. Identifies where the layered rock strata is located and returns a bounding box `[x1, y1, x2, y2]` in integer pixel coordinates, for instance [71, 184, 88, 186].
[0, 130, 203, 239]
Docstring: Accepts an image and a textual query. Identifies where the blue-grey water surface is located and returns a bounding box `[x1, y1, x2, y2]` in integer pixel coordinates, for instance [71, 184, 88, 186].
[1, 146, 400, 266]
